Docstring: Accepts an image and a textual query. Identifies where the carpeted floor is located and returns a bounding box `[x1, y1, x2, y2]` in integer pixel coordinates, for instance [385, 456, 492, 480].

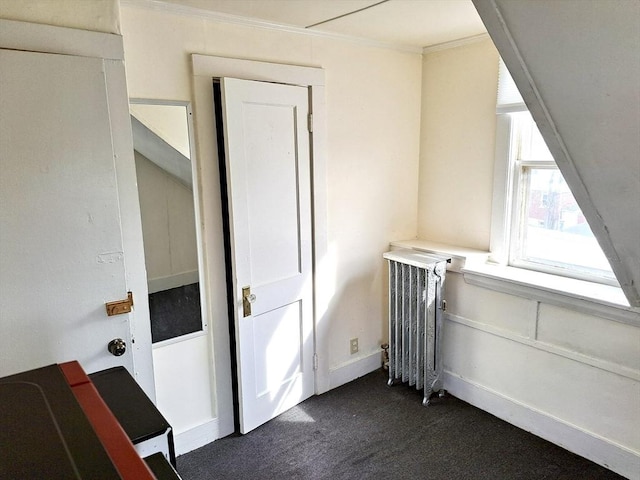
[177, 369, 624, 480]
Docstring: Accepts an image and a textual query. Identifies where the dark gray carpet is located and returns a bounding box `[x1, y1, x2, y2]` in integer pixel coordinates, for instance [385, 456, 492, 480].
[177, 369, 624, 480]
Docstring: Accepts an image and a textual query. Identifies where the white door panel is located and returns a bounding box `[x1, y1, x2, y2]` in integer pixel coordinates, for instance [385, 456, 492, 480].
[243, 101, 302, 286]
[221, 77, 313, 433]
[0, 49, 135, 375]
[252, 302, 303, 396]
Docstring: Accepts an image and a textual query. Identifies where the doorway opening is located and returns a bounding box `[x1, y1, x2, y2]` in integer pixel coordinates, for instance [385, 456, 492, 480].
[212, 80, 241, 433]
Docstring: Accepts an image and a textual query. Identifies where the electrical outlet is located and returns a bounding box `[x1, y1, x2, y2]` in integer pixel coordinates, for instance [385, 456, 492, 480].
[350, 338, 359, 355]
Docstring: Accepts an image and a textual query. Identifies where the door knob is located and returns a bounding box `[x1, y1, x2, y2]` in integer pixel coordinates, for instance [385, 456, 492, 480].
[108, 338, 126, 356]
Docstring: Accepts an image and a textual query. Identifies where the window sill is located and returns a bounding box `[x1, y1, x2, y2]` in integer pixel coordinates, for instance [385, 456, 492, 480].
[389, 239, 639, 326]
[389, 239, 490, 273]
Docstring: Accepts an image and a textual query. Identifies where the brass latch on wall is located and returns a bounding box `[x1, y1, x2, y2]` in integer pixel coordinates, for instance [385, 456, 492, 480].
[105, 292, 134, 316]
[242, 286, 256, 317]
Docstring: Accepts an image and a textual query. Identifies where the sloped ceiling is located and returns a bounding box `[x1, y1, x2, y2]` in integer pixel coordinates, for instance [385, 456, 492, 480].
[473, 0, 640, 306]
[131, 116, 193, 189]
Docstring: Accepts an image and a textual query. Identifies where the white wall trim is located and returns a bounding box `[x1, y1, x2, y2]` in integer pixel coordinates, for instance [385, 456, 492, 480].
[328, 350, 382, 390]
[422, 33, 491, 54]
[445, 313, 640, 382]
[462, 265, 638, 326]
[0, 18, 124, 60]
[192, 55, 324, 86]
[443, 371, 640, 479]
[147, 270, 199, 294]
[104, 58, 156, 398]
[174, 418, 220, 456]
[487, 113, 514, 265]
[122, 0, 422, 54]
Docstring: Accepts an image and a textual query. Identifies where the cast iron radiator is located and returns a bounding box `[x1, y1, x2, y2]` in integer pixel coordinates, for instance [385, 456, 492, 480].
[383, 249, 450, 405]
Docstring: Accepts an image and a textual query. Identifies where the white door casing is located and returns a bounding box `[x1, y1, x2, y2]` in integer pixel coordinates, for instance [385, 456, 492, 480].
[221, 78, 314, 433]
[0, 20, 154, 397]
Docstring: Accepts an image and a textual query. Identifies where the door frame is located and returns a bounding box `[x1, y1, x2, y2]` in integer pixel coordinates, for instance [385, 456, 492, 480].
[0, 19, 155, 398]
[192, 55, 329, 437]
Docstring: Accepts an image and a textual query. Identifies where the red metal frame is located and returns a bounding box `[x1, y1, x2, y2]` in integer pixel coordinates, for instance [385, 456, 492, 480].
[60, 361, 156, 480]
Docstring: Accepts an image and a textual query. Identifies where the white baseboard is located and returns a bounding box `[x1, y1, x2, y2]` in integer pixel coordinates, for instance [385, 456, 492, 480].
[328, 350, 381, 390]
[174, 418, 220, 456]
[147, 270, 199, 294]
[443, 371, 640, 480]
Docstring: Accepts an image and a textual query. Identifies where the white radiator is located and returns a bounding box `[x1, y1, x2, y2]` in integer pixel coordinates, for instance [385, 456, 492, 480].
[383, 249, 450, 405]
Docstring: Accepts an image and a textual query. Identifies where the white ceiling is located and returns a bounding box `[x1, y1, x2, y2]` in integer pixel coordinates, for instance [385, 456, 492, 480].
[159, 0, 487, 49]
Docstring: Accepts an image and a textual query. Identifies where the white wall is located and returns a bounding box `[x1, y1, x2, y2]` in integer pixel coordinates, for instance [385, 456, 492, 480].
[120, 3, 422, 450]
[418, 39, 498, 250]
[0, 0, 121, 34]
[441, 271, 640, 479]
[417, 39, 640, 478]
[135, 152, 198, 288]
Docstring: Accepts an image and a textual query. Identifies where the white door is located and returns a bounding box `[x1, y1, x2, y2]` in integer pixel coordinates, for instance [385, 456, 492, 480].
[221, 77, 314, 434]
[0, 49, 139, 377]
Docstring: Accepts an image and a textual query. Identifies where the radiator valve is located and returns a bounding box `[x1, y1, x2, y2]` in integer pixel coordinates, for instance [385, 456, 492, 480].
[381, 343, 389, 370]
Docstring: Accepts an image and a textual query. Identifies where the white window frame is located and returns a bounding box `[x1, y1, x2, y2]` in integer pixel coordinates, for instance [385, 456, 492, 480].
[490, 110, 618, 286]
[490, 58, 619, 287]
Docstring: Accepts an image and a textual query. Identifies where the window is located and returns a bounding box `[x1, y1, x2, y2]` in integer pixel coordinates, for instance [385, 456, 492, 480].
[491, 62, 616, 286]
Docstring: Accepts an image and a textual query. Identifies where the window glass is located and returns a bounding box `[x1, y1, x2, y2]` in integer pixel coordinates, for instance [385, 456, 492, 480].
[508, 112, 616, 283]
